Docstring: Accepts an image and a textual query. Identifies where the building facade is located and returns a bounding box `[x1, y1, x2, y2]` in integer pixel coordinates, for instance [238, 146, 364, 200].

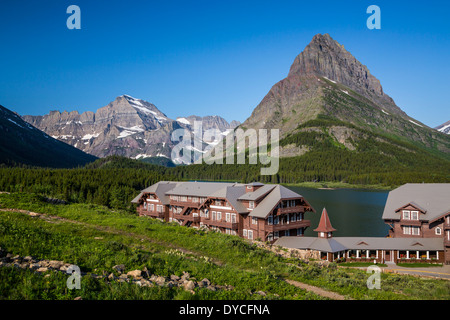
[131, 181, 315, 242]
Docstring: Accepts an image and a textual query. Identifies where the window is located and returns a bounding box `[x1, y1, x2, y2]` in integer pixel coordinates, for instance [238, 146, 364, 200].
[231, 213, 236, 223]
[143, 202, 147, 209]
[297, 228, 303, 236]
[248, 230, 253, 240]
[243, 229, 248, 237]
[403, 226, 420, 235]
[268, 216, 273, 225]
[212, 211, 216, 220]
[215, 200, 222, 206]
[411, 211, 419, 220]
[249, 201, 254, 209]
[180, 196, 187, 202]
[217, 212, 222, 221]
[225, 212, 230, 222]
[435, 227, 442, 235]
[402, 210, 410, 220]
[252, 217, 258, 225]
[150, 204, 155, 211]
[274, 231, 279, 239]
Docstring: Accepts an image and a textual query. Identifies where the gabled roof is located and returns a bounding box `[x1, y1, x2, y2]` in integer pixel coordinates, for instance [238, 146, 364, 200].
[248, 185, 305, 218]
[210, 185, 248, 214]
[237, 185, 276, 201]
[382, 183, 450, 222]
[314, 208, 336, 233]
[131, 181, 179, 205]
[165, 181, 237, 197]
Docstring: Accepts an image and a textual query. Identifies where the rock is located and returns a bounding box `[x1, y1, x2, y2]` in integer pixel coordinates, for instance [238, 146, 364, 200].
[181, 271, 190, 281]
[206, 285, 216, 291]
[139, 279, 153, 287]
[23, 256, 33, 261]
[126, 270, 142, 279]
[36, 267, 49, 272]
[74, 296, 82, 300]
[198, 278, 210, 288]
[108, 273, 115, 280]
[153, 276, 166, 286]
[256, 291, 267, 296]
[170, 274, 180, 281]
[112, 264, 125, 274]
[183, 280, 195, 291]
[48, 260, 64, 269]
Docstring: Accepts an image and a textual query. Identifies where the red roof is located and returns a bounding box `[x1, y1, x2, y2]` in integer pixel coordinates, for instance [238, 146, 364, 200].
[314, 208, 336, 233]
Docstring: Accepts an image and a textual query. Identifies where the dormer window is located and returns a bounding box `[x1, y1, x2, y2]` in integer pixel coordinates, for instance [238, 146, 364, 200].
[402, 210, 410, 219]
[249, 201, 255, 209]
[411, 211, 419, 220]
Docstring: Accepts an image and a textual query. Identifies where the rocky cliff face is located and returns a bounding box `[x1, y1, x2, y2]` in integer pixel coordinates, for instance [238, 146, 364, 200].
[23, 95, 240, 162]
[240, 33, 450, 155]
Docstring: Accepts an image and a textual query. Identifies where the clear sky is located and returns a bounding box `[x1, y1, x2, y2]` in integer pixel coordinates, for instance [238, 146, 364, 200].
[0, 0, 449, 127]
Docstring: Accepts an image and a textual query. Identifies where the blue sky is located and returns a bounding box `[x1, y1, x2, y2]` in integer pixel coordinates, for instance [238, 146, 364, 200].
[0, 0, 449, 127]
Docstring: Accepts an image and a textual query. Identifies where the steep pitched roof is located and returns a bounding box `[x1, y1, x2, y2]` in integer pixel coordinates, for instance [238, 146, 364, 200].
[131, 181, 179, 204]
[210, 185, 248, 213]
[237, 185, 276, 201]
[313, 208, 336, 233]
[382, 183, 450, 222]
[248, 185, 304, 218]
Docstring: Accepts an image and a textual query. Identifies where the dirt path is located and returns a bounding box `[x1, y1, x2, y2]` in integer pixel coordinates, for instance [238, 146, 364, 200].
[285, 279, 351, 300]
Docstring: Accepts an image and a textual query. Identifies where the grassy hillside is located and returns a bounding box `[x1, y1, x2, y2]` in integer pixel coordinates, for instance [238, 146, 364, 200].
[0, 192, 448, 300]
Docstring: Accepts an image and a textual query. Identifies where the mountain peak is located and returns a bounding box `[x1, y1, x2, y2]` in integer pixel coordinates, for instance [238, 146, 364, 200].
[287, 33, 403, 115]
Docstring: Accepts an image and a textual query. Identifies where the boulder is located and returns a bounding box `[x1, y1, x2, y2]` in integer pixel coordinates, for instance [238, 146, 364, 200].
[127, 270, 142, 279]
[198, 278, 211, 288]
[48, 260, 64, 269]
[36, 267, 49, 272]
[183, 280, 195, 291]
[170, 274, 181, 281]
[112, 264, 125, 274]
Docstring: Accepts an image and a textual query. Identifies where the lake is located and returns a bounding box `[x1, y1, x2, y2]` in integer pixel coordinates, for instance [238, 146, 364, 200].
[286, 186, 390, 237]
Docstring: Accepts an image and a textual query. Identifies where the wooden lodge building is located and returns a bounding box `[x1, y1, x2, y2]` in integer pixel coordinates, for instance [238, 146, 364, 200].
[275, 184, 450, 265]
[131, 181, 315, 242]
[132, 182, 449, 265]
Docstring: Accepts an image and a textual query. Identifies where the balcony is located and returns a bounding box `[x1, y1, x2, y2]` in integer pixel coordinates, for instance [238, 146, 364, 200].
[173, 212, 200, 222]
[275, 206, 305, 215]
[204, 220, 238, 230]
[169, 200, 204, 209]
[266, 220, 311, 232]
[140, 210, 165, 219]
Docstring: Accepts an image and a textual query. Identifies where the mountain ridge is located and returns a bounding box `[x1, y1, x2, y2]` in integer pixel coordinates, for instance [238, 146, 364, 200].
[22, 95, 240, 161]
[0, 104, 97, 168]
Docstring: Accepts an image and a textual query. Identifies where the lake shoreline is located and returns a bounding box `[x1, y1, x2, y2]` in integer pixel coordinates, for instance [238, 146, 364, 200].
[282, 181, 394, 191]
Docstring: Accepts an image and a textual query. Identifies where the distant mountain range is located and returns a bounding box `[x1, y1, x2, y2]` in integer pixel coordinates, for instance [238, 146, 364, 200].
[23, 95, 240, 164]
[2, 33, 449, 174]
[435, 120, 450, 135]
[0, 105, 96, 168]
